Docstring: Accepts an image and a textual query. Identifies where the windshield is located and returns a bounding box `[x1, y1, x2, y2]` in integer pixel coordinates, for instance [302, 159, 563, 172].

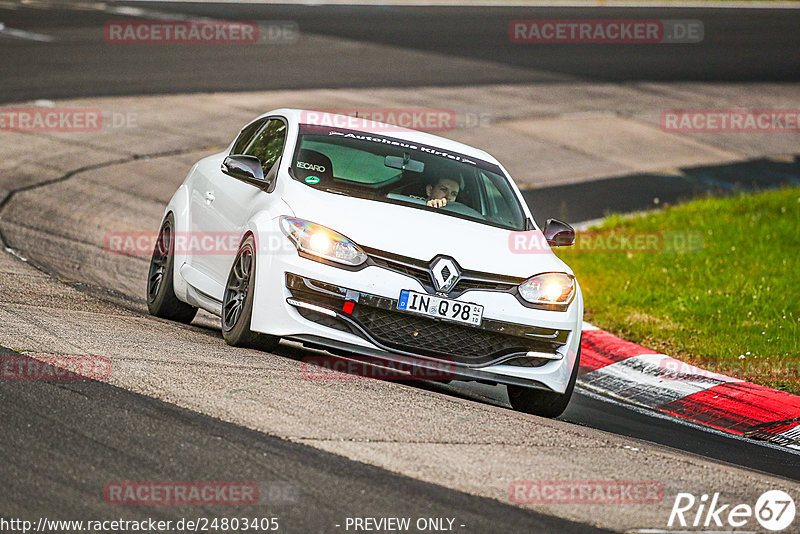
[290, 126, 527, 231]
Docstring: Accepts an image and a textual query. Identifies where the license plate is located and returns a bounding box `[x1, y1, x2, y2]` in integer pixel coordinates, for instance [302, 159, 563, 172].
[397, 290, 483, 326]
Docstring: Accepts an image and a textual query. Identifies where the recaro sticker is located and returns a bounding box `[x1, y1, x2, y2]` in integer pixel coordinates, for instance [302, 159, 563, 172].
[297, 161, 326, 173]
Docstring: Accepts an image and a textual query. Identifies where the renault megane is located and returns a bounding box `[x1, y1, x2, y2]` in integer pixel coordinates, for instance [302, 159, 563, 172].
[147, 109, 583, 417]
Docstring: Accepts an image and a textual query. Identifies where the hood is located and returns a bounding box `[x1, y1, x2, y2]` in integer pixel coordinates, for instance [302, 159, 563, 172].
[282, 184, 571, 279]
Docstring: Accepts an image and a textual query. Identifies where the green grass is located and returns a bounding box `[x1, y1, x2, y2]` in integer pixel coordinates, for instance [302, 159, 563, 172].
[555, 187, 800, 394]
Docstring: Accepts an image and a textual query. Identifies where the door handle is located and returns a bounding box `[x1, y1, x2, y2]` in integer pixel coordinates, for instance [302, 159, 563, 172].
[204, 191, 215, 205]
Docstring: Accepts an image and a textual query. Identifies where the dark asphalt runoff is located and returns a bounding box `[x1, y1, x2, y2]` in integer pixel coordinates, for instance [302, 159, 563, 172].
[0, 2, 798, 103]
[0, 348, 610, 533]
[524, 156, 800, 225]
[423, 378, 800, 482]
[135, 2, 800, 81]
[564, 389, 800, 481]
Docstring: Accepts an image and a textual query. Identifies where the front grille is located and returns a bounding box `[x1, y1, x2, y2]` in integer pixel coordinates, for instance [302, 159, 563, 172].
[502, 356, 553, 368]
[365, 248, 433, 287]
[451, 278, 518, 293]
[286, 272, 566, 366]
[295, 307, 350, 333]
[364, 246, 523, 296]
[350, 306, 557, 365]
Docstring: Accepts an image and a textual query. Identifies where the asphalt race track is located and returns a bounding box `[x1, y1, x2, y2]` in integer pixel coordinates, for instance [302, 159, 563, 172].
[1, 2, 799, 532]
[0, 1, 799, 103]
[0, 349, 607, 533]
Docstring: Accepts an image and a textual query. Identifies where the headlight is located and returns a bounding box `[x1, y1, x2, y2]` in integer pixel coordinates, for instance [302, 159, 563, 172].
[279, 216, 367, 267]
[518, 273, 575, 310]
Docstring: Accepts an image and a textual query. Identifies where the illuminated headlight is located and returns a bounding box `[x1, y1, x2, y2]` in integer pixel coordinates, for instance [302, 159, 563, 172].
[518, 273, 575, 310]
[279, 216, 367, 267]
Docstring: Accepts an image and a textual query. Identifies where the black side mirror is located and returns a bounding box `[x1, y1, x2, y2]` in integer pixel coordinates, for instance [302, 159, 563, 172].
[543, 219, 575, 247]
[221, 155, 267, 188]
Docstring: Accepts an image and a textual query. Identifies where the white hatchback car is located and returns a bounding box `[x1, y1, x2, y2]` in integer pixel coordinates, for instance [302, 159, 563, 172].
[147, 109, 583, 417]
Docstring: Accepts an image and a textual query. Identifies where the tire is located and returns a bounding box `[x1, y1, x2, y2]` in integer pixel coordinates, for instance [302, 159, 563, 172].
[221, 234, 279, 350]
[147, 213, 198, 324]
[507, 344, 581, 418]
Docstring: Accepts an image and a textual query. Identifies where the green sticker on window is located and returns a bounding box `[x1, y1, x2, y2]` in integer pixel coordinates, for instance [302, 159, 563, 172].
[305, 175, 320, 184]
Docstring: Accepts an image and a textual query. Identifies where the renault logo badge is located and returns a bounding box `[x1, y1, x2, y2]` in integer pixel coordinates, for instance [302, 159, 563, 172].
[430, 257, 460, 293]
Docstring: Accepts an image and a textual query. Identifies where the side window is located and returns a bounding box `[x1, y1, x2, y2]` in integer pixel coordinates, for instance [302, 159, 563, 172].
[231, 119, 267, 155]
[245, 119, 287, 174]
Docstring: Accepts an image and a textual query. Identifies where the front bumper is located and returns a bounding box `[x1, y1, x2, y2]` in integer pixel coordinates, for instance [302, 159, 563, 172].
[286, 273, 568, 367]
[250, 246, 582, 393]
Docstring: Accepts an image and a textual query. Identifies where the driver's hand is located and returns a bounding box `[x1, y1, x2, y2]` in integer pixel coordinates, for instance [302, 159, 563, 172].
[427, 198, 447, 208]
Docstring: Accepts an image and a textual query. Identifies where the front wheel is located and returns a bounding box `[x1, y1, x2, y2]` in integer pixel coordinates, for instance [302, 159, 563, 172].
[221, 234, 279, 351]
[147, 213, 198, 324]
[507, 345, 581, 418]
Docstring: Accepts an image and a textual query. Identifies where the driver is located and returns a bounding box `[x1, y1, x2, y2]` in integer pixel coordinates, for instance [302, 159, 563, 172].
[425, 178, 460, 208]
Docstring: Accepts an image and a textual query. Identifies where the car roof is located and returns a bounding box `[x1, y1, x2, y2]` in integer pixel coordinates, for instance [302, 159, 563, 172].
[262, 108, 501, 166]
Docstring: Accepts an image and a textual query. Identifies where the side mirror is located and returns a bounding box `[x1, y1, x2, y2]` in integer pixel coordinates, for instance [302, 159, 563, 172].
[543, 219, 575, 247]
[221, 155, 266, 188]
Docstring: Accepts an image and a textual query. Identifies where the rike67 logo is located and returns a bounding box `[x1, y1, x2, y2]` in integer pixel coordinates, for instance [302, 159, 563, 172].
[669, 490, 795, 531]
